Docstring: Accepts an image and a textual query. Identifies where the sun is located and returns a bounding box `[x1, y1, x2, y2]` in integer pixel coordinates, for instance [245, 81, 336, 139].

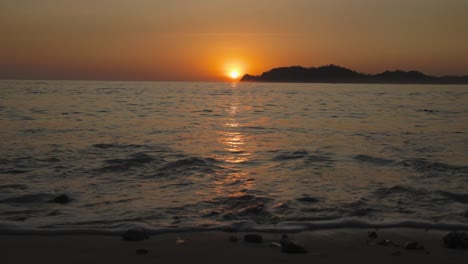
[223, 59, 246, 81]
[229, 71, 240, 79]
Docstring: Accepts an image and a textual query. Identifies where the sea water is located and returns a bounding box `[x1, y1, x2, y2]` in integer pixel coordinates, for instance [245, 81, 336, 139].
[0, 80, 467, 234]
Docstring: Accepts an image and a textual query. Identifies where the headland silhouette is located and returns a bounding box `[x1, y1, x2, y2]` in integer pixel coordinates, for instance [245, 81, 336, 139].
[241, 65, 468, 84]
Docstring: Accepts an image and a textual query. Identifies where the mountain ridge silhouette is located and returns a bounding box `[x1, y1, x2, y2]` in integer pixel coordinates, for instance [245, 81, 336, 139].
[241, 65, 468, 84]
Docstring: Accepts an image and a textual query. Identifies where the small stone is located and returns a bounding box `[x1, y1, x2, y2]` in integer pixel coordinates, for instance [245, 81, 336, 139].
[49, 194, 71, 204]
[282, 241, 307, 254]
[280, 234, 307, 254]
[392, 250, 401, 256]
[136, 248, 148, 254]
[443, 231, 468, 249]
[176, 237, 185, 245]
[404, 241, 424, 250]
[377, 239, 389, 246]
[270, 242, 281, 248]
[229, 236, 238, 242]
[244, 234, 263, 243]
[463, 210, 468, 218]
[122, 229, 149, 241]
[368, 231, 378, 238]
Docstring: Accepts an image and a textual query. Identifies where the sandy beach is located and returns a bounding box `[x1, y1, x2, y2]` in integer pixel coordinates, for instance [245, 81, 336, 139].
[2, 228, 467, 264]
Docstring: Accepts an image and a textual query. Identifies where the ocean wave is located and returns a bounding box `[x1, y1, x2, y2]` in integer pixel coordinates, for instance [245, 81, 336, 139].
[204, 194, 277, 224]
[272, 150, 333, 165]
[91, 143, 148, 149]
[2, 219, 468, 235]
[372, 185, 426, 198]
[153, 157, 221, 177]
[295, 196, 320, 203]
[400, 158, 468, 174]
[436, 190, 468, 204]
[96, 153, 157, 172]
[0, 193, 55, 204]
[354, 154, 468, 174]
[273, 150, 309, 160]
[371, 185, 468, 207]
[0, 184, 28, 190]
[354, 154, 394, 165]
[161, 157, 218, 170]
[0, 169, 30, 174]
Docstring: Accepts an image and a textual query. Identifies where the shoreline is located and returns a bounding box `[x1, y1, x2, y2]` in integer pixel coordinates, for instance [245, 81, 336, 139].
[2, 228, 467, 264]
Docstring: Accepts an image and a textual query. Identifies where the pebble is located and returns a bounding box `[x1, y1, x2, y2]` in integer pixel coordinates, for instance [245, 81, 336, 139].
[122, 229, 149, 241]
[404, 241, 424, 250]
[443, 231, 468, 248]
[376, 239, 399, 247]
[244, 234, 263, 243]
[270, 242, 281, 248]
[280, 234, 307, 254]
[368, 231, 378, 238]
[392, 250, 402, 256]
[377, 239, 390, 246]
[229, 236, 238, 242]
[176, 237, 185, 245]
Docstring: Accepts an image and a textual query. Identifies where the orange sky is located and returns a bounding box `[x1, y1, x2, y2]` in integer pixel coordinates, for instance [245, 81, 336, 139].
[1, 0, 468, 81]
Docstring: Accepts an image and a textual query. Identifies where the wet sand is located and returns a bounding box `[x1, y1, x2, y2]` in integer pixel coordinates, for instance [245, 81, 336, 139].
[2, 229, 467, 264]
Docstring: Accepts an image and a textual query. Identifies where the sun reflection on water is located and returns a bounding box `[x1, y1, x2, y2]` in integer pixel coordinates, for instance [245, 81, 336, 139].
[218, 115, 252, 164]
[213, 84, 254, 196]
[220, 131, 250, 163]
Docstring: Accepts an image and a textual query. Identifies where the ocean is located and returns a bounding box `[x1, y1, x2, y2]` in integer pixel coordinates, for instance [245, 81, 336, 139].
[0, 80, 467, 234]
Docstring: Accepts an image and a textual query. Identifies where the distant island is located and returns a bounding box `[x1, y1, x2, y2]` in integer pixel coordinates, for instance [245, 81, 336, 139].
[241, 65, 468, 84]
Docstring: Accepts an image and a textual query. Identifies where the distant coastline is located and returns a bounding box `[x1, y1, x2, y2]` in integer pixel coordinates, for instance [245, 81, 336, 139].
[241, 65, 468, 84]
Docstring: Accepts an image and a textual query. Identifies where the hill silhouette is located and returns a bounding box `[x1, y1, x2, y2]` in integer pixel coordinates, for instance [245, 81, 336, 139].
[241, 65, 468, 84]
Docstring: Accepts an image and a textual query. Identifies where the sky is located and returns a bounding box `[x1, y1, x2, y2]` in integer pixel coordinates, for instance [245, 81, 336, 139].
[1, 0, 468, 81]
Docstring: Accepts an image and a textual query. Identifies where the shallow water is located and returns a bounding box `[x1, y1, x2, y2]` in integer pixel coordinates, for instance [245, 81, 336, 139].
[0, 80, 467, 233]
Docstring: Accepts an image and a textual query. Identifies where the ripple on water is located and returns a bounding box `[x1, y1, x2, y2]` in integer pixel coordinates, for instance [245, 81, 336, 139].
[0, 193, 55, 204]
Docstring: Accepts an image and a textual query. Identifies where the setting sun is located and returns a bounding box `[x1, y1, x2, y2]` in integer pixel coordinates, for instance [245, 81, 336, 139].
[223, 59, 246, 81]
[229, 71, 240, 80]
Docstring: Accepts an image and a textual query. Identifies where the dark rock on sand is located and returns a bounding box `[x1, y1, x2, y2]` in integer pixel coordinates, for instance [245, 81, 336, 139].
[404, 241, 424, 250]
[368, 231, 378, 238]
[280, 234, 307, 254]
[392, 250, 402, 256]
[244, 234, 263, 243]
[443, 231, 468, 248]
[463, 210, 468, 218]
[377, 239, 390, 246]
[375, 239, 398, 247]
[49, 194, 71, 204]
[136, 248, 148, 254]
[229, 236, 238, 242]
[122, 229, 149, 241]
